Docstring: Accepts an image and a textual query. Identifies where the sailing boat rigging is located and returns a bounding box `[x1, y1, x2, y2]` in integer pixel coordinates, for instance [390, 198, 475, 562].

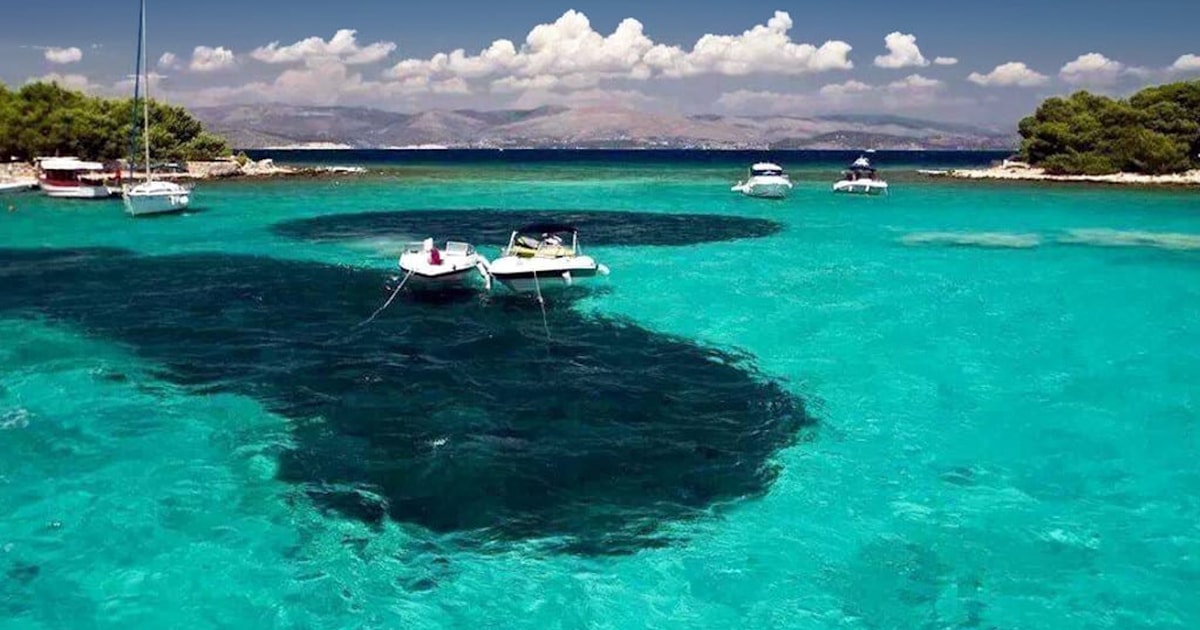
[123, 0, 192, 216]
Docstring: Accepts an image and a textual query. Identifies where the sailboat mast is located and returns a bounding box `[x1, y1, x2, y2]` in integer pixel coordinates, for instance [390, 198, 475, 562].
[141, 0, 151, 181]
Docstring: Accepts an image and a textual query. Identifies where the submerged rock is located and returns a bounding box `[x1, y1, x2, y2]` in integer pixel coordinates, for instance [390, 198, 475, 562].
[0, 247, 810, 554]
[273, 209, 783, 248]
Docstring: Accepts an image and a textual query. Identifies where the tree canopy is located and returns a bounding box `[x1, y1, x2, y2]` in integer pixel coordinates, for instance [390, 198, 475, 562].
[1018, 81, 1200, 175]
[0, 81, 229, 163]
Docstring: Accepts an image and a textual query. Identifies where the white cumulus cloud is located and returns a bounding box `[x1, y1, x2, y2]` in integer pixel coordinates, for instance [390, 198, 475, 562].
[819, 80, 872, 97]
[44, 46, 83, 64]
[386, 10, 852, 92]
[888, 74, 942, 90]
[646, 11, 853, 77]
[873, 32, 928, 69]
[251, 29, 396, 66]
[1171, 54, 1200, 72]
[1059, 53, 1124, 86]
[934, 56, 958, 66]
[967, 62, 1049, 87]
[190, 46, 236, 72]
[157, 52, 179, 70]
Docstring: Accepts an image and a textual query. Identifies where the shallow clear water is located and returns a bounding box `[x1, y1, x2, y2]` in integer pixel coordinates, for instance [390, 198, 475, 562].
[2, 154, 1199, 628]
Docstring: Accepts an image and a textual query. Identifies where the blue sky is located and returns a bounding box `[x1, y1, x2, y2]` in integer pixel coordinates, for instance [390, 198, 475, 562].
[3, 0, 1199, 124]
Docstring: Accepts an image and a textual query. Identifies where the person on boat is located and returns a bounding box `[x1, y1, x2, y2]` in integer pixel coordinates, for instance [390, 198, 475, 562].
[428, 246, 443, 265]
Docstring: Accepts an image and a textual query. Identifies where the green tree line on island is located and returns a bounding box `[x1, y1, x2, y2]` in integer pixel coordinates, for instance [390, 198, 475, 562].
[0, 81, 229, 163]
[1019, 81, 1200, 175]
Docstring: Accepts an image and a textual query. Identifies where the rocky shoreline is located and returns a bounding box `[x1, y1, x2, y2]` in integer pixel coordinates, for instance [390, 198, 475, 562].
[185, 158, 365, 179]
[0, 158, 364, 185]
[945, 162, 1200, 187]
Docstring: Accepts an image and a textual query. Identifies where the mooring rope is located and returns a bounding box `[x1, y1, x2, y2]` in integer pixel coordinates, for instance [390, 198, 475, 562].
[533, 270, 550, 341]
[358, 269, 415, 327]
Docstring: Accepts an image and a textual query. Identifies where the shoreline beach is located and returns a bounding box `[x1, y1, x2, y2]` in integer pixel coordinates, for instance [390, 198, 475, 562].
[946, 162, 1200, 187]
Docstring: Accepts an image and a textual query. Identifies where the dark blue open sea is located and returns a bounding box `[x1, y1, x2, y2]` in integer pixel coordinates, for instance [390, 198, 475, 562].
[2, 150, 1198, 628]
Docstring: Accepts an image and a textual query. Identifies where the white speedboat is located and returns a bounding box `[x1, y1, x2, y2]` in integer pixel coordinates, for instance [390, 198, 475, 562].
[122, 0, 192, 217]
[487, 223, 610, 293]
[36, 157, 115, 199]
[833, 156, 889, 195]
[732, 162, 793, 198]
[398, 238, 490, 285]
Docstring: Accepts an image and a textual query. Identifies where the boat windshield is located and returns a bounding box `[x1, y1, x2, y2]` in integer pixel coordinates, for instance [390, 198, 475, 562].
[750, 163, 785, 176]
[509, 225, 578, 258]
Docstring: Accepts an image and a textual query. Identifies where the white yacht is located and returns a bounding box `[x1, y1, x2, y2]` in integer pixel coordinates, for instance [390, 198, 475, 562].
[833, 156, 889, 195]
[731, 162, 793, 198]
[487, 223, 610, 293]
[398, 238, 491, 286]
[36, 157, 115, 199]
[122, 0, 193, 217]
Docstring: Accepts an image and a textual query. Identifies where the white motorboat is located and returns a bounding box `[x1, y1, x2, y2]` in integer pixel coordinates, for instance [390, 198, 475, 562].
[122, 0, 192, 217]
[833, 156, 889, 195]
[732, 162, 793, 198]
[36, 157, 115, 199]
[487, 223, 610, 293]
[398, 238, 491, 286]
[0, 179, 38, 194]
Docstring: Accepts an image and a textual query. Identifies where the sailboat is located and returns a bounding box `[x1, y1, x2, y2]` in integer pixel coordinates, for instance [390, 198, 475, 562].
[123, 0, 191, 216]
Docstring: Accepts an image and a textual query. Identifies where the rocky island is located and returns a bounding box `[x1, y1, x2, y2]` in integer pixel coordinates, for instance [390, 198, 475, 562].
[946, 80, 1200, 186]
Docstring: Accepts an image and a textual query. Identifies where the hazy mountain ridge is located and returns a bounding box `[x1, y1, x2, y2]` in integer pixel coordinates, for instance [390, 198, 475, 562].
[193, 104, 1015, 150]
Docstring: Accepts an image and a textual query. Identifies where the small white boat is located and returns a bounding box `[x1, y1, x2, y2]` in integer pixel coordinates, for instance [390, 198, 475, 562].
[487, 223, 610, 293]
[124, 180, 191, 216]
[0, 179, 38, 194]
[122, 0, 192, 217]
[732, 162, 793, 199]
[398, 238, 490, 285]
[36, 157, 115, 199]
[833, 156, 889, 195]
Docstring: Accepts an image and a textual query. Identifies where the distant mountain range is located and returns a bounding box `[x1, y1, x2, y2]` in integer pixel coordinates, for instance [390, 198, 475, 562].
[192, 104, 1016, 151]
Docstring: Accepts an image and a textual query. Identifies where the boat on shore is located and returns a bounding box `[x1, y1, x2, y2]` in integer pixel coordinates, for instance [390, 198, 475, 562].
[35, 157, 116, 199]
[398, 238, 491, 287]
[732, 162, 793, 199]
[0, 179, 38, 194]
[487, 223, 609, 293]
[833, 156, 889, 195]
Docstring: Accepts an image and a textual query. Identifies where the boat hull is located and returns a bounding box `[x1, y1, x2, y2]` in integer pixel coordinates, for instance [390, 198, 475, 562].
[124, 192, 190, 215]
[487, 254, 608, 293]
[399, 249, 489, 288]
[41, 182, 113, 199]
[741, 182, 791, 198]
[123, 185, 191, 216]
[733, 175, 792, 199]
[491, 267, 602, 292]
[833, 180, 888, 195]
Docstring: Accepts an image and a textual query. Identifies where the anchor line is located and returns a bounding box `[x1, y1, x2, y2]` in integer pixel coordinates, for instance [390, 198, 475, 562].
[533, 269, 550, 341]
[358, 268, 415, 327]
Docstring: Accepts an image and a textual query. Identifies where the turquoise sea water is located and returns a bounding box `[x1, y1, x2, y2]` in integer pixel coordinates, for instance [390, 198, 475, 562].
[2, 153, 1199, 628]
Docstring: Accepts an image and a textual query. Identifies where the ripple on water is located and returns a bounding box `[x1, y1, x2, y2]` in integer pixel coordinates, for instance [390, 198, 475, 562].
[0, 247, 810, 554]
[1058, 228, 1200, 251]
[899, 232, 1042, 249]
